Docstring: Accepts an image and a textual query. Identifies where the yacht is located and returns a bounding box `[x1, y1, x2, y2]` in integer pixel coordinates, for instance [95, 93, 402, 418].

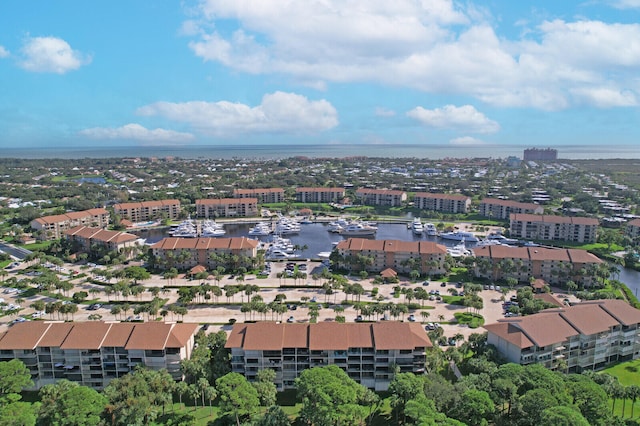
[200, 220, 226, 237]
[411, 218, 424, 235]
[424, 223, 438, 236]
[447, 241, 472, 257]
[439, 231, 479, 243]
[275, 217, 301, 235]
[327, 218, 351, 233]
[248, 222, 272, 236]
[339, 222, 377, 236]
[486, 232, 519, 245]
[475, 239, 503, 247]
[169, 219, 197, 238]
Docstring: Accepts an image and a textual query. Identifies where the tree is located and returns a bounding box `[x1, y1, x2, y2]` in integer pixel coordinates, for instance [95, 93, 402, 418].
[216, 372, 260, 426]
[539, 406, 589, 426]
[37, 379, 107, 426]
[449, 389, 495, 426]
[103, 367, 174, 426]
[0, 359, 33, 401]
[388, 372, 424, 424]
[253, 369, 278, 408]
[255, 406, 291, 426]
[0, 400, 37, 426]
[296, 365, 368, 426]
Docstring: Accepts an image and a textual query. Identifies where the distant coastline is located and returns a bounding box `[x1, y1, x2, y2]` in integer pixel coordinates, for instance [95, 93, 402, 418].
[1, 143, 638, 160]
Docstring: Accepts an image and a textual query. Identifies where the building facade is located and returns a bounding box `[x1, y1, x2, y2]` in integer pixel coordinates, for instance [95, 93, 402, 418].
[30, 208, 110, 240]
[0, 321, 199, 390]
[510, 213, 599, 244]
[295, 187, 345, 203]
[523, 148, 558, 161]
[64, 226, 140, 258]
[413, 193, 471, 214]
[113, 200, 181, 222]
[150, 237, 259, 270]
[233, 188, 285, 204]
[195, 198, 259, 218]
[472, 245, 603, 286]
[355, 189, 407, 207]
[479, 198, 544, 220]
[626, 218, 640, 241]
[226, 322, 431, 391]
[485, 300, 640, 372]
[335, 238, 447, 276]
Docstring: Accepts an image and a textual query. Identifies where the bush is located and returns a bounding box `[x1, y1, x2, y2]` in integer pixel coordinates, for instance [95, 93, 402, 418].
[454, 312, 485, 328]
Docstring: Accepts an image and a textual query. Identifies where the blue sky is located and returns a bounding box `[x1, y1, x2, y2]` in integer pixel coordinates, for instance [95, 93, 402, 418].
[0, 0, 639, 150]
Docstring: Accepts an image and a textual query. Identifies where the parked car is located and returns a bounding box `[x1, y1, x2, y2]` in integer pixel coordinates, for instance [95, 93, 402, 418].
[287, 316, 295, 323]
[407, 314, 416, 322]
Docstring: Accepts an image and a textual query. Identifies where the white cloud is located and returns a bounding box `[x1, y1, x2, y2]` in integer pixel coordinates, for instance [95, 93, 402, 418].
[610, 0, 640, 9]
[449, 136, 485, 145]
[407, 105, 500, 134]
[136, 91, 338, 135]
[0, 46, 9, 58]
[78, 124, 195, 143]
[375, 107, 396, 117]
[185, 1, 640, 110]
[570, 87, 637, 108]
[19, 36, 91, 74]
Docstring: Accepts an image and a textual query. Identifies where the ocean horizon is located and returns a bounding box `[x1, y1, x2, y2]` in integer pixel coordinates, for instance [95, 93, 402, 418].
[1, 143, 637, 160]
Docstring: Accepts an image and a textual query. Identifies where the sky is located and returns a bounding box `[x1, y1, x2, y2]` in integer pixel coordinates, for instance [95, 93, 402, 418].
[0, 0, 639, 151]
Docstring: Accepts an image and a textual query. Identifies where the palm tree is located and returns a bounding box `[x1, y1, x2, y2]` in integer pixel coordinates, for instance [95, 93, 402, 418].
[420, 311, 430, 323]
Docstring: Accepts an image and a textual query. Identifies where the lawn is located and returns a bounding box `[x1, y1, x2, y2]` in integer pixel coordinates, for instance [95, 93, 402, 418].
[602, 359, 640, 420]
[454, 312, 484, 328]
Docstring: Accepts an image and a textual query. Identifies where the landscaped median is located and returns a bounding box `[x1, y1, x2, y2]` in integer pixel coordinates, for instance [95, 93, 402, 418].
[453, 312, 485, 328]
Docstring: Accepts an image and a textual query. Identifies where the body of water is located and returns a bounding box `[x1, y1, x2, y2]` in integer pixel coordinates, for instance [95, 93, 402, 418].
[2, 143, 639, 160]
[618, 266, 640, 298]
[136, 222, 471, 258]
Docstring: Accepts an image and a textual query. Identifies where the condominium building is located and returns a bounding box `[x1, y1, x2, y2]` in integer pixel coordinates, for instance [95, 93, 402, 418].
[295, 187, 345, 203]
[478, 198, 544, 220]
[0, 321, 199, 390]
[113, 199, 181, 222]
[64, 226, 140, 259]
[413, 193, 471, 214]
[523, 147, 558, 161]
[472, 245, 602, 286]
[510, 214, 599, 244]
[335, 238, 447, 276]
[233, 188, 285, 204]
[150, 237, 259, 270]
[626, 218, 640, 241]
[355, 189, 407, 207]
[226, 322, 432, 391]
[195, 198, 258, 218]
[30, 208, 110, 240]
[485, 300, 640, 372]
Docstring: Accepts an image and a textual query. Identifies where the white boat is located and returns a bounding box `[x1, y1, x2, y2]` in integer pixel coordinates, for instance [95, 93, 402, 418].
[275, 217, 301, 235]
[339, 222, 377, 236]
[424, 223, 438, 236]
[475, 239, 503, 247]
[487, 233, 519, 245]
[200, 220, 226, 237]
[327, 218, 351, 233]
[447, 241, 472, 257]
[248, 222, 272, 236]
[411, 218, 423, 235]
[439, 231, 479, 243]
[266, 249, 294, 259]
[170, 218, 197, 238]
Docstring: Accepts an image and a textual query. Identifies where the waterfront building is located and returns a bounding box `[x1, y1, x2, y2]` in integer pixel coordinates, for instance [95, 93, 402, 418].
[64, 226, 140, 259]
[295, 187, 345, 203]
[226, 322, 431, 391]
[30, 208, 110, 240]
[334, 238, 447, 276]
[485, 299, 640, 372]
[233, 188, 285, 204]
[626, 218, 640, 241]
[355, 189, 407, 207]
[479, 198, 544, 220]
[113, 199, 181, 222]
[150, 237, 259, 270]
[196, 198, 258, 218]
[413, 193, 471, 214]
[510, 213, 599, 244]
[472, 245, 602, 286]
[0, 321, 199, 390]
[523, 147, 558, 161]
